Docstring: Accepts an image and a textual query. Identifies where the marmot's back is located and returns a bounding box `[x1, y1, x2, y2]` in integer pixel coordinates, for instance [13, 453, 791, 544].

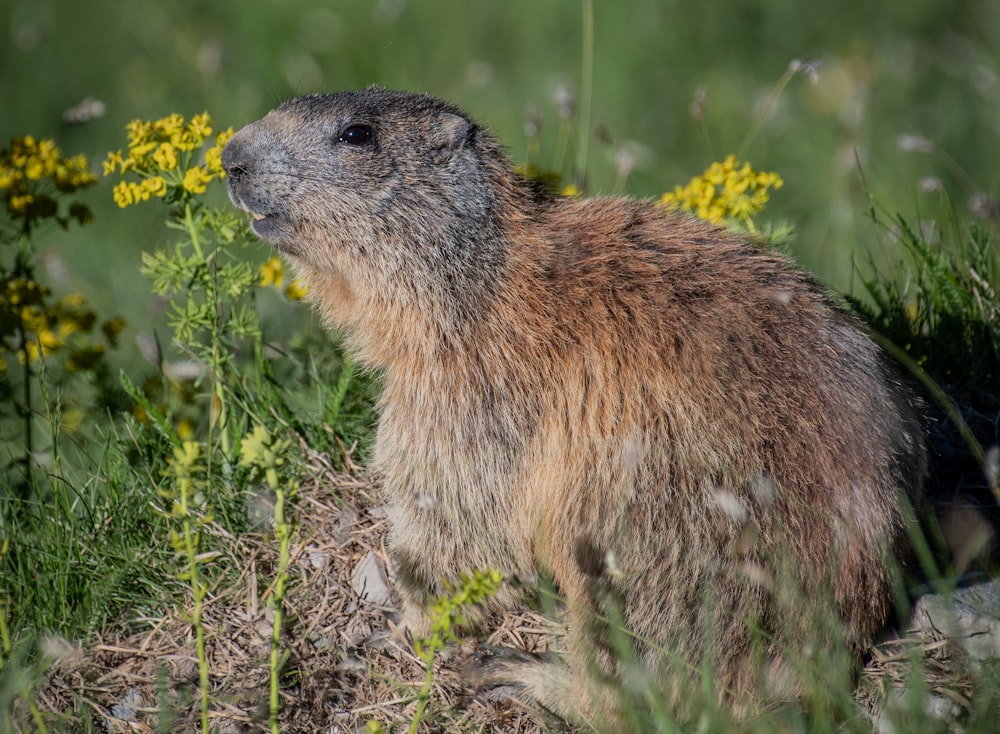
[223, 87, 926, 726]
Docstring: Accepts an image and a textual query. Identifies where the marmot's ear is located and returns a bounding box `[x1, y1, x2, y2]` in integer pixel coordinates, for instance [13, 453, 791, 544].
[429, 113, 471, 164]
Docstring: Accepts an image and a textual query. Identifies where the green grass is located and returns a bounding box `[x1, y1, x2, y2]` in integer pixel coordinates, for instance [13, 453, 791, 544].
[2, 1, 999, 731]
[3, 0, 999, 308]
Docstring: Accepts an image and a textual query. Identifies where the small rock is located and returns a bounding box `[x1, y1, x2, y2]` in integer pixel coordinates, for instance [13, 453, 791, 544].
[351, 551, 393, 607]
[872, 688, 964, 734]
[110, 687, 144, 721]
[307, 545, 329, 569]
[911, 579, 1000, 662]
[333, 507, 359, 545]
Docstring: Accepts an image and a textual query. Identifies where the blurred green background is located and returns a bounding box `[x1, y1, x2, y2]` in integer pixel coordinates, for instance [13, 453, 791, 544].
[3, 0, 998, 372]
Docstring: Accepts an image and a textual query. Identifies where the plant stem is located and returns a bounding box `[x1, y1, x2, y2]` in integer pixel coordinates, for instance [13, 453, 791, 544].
[180, 200, 229, 460]
[575, 0, 594, 189]
[28, 702, 49, 734]
[15, 238, 33, 489]
[180, 482, 210, 733]
[210, 273, 229, 458]
[17, 322, 32, 489]
[269, 485, 291, 734]
[0, 598, 10, 672]
[738, 62, 798, 160]
[408, 659, 436, 734]
[183, 202, 204, 261]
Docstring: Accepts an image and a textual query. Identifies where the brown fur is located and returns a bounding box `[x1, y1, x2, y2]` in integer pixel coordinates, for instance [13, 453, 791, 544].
[222, 86, 926, 725]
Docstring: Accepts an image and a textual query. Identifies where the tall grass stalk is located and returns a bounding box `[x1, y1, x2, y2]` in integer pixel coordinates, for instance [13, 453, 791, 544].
[737, 60, 811, 160]
[268, 483, 292, 734]
[575, 0, 594, 189]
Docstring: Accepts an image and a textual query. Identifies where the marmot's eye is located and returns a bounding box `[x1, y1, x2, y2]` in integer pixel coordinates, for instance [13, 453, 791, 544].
[338, 124, 373, 145]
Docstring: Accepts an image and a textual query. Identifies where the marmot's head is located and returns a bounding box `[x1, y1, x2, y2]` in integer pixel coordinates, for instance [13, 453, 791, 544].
[223, 86, 504, 283]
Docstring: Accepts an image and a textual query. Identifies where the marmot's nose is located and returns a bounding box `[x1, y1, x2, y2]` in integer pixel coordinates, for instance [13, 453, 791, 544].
[221, 136, 248, 182]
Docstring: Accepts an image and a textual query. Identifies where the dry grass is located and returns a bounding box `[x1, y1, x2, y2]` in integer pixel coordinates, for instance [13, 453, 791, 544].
[27, 447, 548, 733]
[857, 629, 979, 731]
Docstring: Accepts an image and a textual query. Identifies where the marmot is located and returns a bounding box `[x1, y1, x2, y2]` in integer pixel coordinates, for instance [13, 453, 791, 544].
[222, 86, 926, 725]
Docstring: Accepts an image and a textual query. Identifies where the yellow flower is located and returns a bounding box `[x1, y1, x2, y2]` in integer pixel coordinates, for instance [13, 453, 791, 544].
[128, 141, 158, 169]
[259, 256, 284, 288]
[204, 145, 224, 177]
[215, 128, 234, 147]
[125, 119, 153, 148]
[141, 176, 167, 199]
[285, 279, 308, 301]
[20, 304, 47, 332]
[104, 150, 125, 176]
[9, 194, 34, 214]
[6, 278, 46, 306]
[171, 113, 213, 152]
[705, 161, 726, 185]
[176, 417, 195, 441]
[660, 156, 783, 231]
[37, 140, 60, 175]
[0, 165, 17, 190]
[35, 328, 63, 356]
[187, 113, 213, 143]
[24, 157, 45, 180]
[103, 150, 124, 176]
[108, 113, 233, 206]
[41, 330, 63, 351]
[11, 136, 34, 167]
[112, 180, 137, 208]
[154, 113, 185, 140]
[55, 155, 96, 190]
[181, 166, 212, 195]
[153, 142, 178, 171]
[239, 424, 291, 488]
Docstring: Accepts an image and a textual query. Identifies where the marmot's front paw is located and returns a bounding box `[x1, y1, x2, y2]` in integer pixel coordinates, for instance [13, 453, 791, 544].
[463, 646, 579, 727]
[467, 643, 541, 685]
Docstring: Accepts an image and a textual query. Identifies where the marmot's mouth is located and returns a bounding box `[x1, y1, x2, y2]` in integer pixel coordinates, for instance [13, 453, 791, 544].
[227, 185, 288, 247]
[247, 211, 288, 246]
[247, 211, 272, 229]
[249, 211, 276, 233]
[228, 186, 274, 226]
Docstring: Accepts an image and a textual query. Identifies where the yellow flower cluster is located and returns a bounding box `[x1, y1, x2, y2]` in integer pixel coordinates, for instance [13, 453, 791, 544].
[0, 277, 125, 372]
[0, 136, 96, 224]
[104, 112, 233, 208]
[259, 256, 308, 301]
[660, 155, 783, 231]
